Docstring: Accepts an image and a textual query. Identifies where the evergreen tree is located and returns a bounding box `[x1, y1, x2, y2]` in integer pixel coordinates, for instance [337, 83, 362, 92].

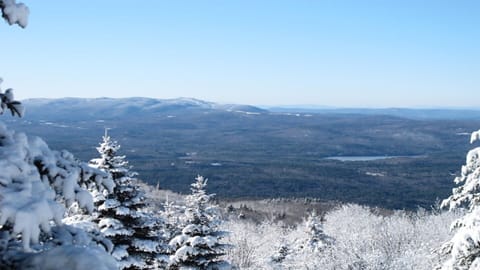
[161, 197, 185, 243]
[90, 130, 164, 269]
[153, 198, 184, 268]
[271, 243, 290, 264]
[303, 210, 332, 252]
[0, 90, 115, 268]
[439, 129, 480, 269]
[169, 176, 231, 270]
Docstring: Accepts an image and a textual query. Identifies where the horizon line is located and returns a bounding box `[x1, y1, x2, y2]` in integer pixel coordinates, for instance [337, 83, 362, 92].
[19, 96, 480, 111]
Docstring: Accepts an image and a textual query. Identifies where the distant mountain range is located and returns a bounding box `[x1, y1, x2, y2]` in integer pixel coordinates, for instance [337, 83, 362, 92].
[267, 106, 480, 120]
[22, 97, 266, 120]
[22, 97, 480, 121]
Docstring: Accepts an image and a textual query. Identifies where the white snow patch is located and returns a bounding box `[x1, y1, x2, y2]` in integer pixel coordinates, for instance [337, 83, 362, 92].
[234, 110, 261, 115]
[112, 245, 129, 260]
[132, 239, 159, 252]
[471, 129, 480, 144]
[365, 172, 386, 177]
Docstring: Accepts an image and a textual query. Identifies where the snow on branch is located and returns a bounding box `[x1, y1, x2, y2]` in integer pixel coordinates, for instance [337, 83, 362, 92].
[471, 129, 480, 144]
[0, 78, 24, 117]
[0, 123, 113, 250]
[18, 245, 117, 270]
[438, 129, 480, 269]
[0, 0, 29, 28]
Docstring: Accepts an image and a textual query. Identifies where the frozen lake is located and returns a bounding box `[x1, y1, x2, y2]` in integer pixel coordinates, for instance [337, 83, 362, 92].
[324, 155, 423, 161]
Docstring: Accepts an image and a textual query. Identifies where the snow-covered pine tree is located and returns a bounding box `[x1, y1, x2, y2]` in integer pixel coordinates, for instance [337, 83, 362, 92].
[161, 197, 185, 243]
[438, 129, 480, 269]
[89, 129, 129, 180]
[303, 210, 332, 252]
[90, 130, 164, 269]
[271, 243, 290, 264]
[169, 175, 231, 270]
[153, 197, 186, 267]
[0, 90, 115, 268]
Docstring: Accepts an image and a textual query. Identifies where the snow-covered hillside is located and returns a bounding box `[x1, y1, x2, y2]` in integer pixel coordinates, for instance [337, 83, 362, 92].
[21, 97, 267, 120]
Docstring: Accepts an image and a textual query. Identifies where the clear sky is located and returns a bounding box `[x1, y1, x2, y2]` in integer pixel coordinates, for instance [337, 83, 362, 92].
[1, 1, 479, 107]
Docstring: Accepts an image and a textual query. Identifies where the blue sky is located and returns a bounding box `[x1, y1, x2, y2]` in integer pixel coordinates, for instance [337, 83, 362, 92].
[1, 1, 479, 107]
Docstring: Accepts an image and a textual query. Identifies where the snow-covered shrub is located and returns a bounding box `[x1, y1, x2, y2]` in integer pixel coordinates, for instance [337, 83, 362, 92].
[223, 219, 292, 269]
[323, 204, 455, 269]
[438, 130, 480, 269]
[222, 221, 261, 269]
[224, 204, 457, 270]
[169, 176, 231, 269]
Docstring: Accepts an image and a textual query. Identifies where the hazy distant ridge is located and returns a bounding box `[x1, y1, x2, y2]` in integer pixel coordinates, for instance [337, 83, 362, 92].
[22, 97, 480, 120]
[267, 106, 480, 119]
[22, 97, 267, 120]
